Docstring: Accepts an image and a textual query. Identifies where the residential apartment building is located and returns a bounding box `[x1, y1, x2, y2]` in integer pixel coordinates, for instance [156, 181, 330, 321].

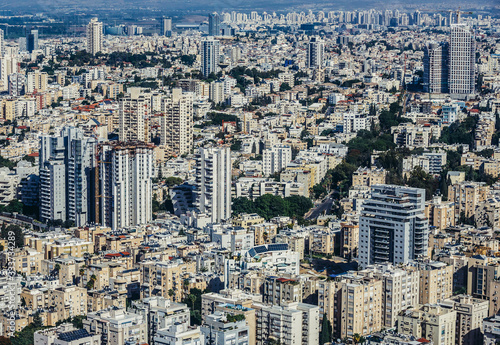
[448, 24, 475, 97]
[99, 142, 154, 230]
[318, 273, 383, 339]
[359, 185, 429, 268]
[84, 308, 147, 345]
[39, 127, 97, 226]
[398, 304, 456, 345]
[263, 144, 292, 177]
[352, 166, 387, 187]
[160, 88, 194, 156]
[140, 259, 196, 303]
[195, 147, 231, 223]
[441, 295, 489, 345]
[118, 88, 149, 143]
[253, 302, 319, 345]
[86, 18, 103, 55]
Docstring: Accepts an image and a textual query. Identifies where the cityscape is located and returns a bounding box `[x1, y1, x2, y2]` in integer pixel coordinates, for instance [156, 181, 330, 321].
[0, 3, 498, 345]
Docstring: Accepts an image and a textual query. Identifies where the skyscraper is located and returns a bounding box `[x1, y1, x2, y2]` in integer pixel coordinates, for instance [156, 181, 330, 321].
[307, 37, 324, 69]
[161, 17, 172, 37]
[359, 185, 429, 268]
[195, 147, 231, 224]
[208, 12, 221, 36]
[119, 88, 149, 143]
[26, 29, 38, 53]
[99, 142, 154, 230]
[201, 38, 220, 77]
[160, 88, 194, 156]
[448, 24, 475, 97]
[39, 127, 97, 226]
[0, 29, 4, 56]
[86, 18, 103, 56]
[423, 41, 449, 94]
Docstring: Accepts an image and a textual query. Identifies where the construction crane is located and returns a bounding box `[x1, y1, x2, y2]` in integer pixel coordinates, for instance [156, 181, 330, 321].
[448, 8, 473, 25]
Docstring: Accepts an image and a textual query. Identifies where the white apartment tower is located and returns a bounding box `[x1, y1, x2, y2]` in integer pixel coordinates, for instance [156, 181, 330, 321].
[87, 18, 103, 55]
[0, 29, 3, 56]
[201, 38, 220, 77]
[448, 24, 475, 97]
[119, 88, 149, 143]
[307, 37, 324, 69]
[263, 144, 292, 177]
[99, 142, 154, 230]
[160, 88, 193, 155]
[196, 147, 231, 224]
[359, 185, 429, 268]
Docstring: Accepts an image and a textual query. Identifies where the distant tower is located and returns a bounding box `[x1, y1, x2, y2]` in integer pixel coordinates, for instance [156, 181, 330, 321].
[26, 29, 38, 53]
[161, 17, 172, 37]
[307, 37, 324, 69]
[208, 12, 221, 36]
[448, 24, 475, 97]
[423, 41, 449, 94]
[86, 18, 103, 55]
[0, 29, 4, 56]
[201, 38, 220, 77]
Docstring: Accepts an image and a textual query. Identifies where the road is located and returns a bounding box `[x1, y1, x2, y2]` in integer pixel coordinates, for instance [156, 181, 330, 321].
[305, 193, 334, 220]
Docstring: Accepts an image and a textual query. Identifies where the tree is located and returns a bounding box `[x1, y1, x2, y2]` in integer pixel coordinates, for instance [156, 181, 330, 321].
[280, 82, 292, 92]
[1, 225, 24, 248]
[319, 314, 332, 345]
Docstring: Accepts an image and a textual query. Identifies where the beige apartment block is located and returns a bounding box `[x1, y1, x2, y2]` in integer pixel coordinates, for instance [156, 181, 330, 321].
[398, 304, 456, 345]
[352, 166, 387, 187]
[441, 295, 489, 345]
[448, 181, 488, 219]
[140, 259, 196, 303]
[318, 273, 383, 340]
[415, 261, 453, 304]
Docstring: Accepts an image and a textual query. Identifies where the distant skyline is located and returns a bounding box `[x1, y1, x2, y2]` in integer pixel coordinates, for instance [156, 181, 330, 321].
[0, 0, 498, 16]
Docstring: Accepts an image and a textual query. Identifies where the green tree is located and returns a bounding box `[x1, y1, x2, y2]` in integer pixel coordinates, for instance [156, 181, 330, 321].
[1, 225, 24, 248]
[319, 314, 332, 345]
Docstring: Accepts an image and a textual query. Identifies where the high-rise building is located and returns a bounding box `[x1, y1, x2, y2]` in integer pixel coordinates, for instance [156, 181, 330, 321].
[26, 71, 48, 93]
[263, 144, 292, 177]
[161, 17, 172, 37]
[160, 88, 193, 156]
[195, 147, 231, 224]
[0, 29, 3, 56]
[26, 29, 38, 53]
[86, 18, 103, 56]
[208, 12, 221, 36]
[307, 37, 324, 69]
[358, 185, 429, 268]
[8, 73, 25, 97]
[423, 41, 449, 93]
[99, 142, 154, 230]
[448, 24, 475, 97]
[119, 88, 149, 143]
[201, 38, 220, 77]
[0, 55, 17, 92]
[39, 127, 97, 226]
